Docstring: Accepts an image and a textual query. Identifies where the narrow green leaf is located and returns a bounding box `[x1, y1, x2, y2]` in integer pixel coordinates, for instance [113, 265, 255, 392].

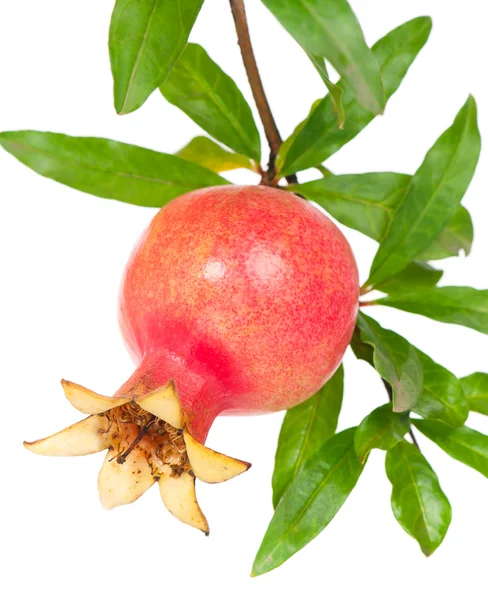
[355, 404, 409, 462]
[291, 172, 410, 242]
[0, 131, 227, 207]
[279, 17, 432, 176]
[418, 206, 473, 261]
[367, 97, 481, 288]
[291, 175, 470, 259]
[272, 365, 344, 508]
[460, 373, 488, 416]
[413, 419, 488, 478]
[160, 44, 261, 161]
[306, 53, 345, 128]
[376, 262, 443, 295]
[413, 351, 469, 427]
[176, 137, 254, 173]
[252, 428, 364, 577]
[353, 326, 467, 427]
[376, 287, 488, 335]
[355, 313, 423, 412]
[109, 0, 204, 115]
[278, 100, 322, 170]
[261, 0, 385, 115]
[386, 441, 451, 556]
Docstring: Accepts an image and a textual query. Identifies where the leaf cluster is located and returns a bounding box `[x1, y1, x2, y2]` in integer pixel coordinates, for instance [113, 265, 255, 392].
[0, 0, 485, 577]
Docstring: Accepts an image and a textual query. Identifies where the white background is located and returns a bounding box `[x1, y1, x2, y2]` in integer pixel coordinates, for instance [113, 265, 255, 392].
[1, 1, 487, 598]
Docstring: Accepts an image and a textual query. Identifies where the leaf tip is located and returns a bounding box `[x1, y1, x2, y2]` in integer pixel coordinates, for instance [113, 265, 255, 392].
[466, 94, 477, 110]
[421, 15, 433, 32]
[250, 561, 262, 578]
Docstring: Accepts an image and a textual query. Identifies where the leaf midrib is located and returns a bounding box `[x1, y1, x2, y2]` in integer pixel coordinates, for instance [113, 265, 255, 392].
[370, 107, 472, 284]
[1, 139, 184, 186]
[297, 0, 380, 110]
[422, 378, 461, 414]
[285, 26, 425, 173]
[382, 290, 488, 317]
[399, 444, 437, 542]
[261, 446, 354, 566]
[118, 0, 160, 114]
[422, 427, 488, 466]
[303, 186, 397, 217]
[283, 398, 319, 499]
[176, 58, 258, 159]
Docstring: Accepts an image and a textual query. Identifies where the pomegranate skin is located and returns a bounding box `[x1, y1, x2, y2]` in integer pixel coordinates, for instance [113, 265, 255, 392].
[118, 185, 359, 441]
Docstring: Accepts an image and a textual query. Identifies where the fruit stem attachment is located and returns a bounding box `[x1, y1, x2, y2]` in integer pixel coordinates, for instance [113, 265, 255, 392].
[360, 284, 373, 296]
[229, 0, 297, 186]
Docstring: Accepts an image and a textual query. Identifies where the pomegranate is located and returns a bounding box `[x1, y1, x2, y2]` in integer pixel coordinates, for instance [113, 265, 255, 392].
[25, 185, 359, 532]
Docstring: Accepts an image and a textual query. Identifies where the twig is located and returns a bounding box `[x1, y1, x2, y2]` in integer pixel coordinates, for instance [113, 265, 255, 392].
[229, 0, 297, 185]
[409, 427, 421, 450]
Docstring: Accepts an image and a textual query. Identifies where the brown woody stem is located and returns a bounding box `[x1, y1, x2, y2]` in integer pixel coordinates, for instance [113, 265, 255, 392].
[409, 427, 421, 450]
[229, 0, 297, 185]
[359, 300, 375, 307]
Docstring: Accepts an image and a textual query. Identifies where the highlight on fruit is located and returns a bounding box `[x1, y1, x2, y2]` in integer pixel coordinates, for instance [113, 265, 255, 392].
[2, 0, 485, 578]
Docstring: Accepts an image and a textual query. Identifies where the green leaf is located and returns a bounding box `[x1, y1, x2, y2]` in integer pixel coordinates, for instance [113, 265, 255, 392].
[376, 287, 488, 335]
[355, 404, 409, 463]
[366, 97, 481, 288]
[418, 206, 473, 261]
[291, 175, 471, 258]
[413, 419, 488, 478]
[291, 172, 410, 242]
[353, 324, 468, 427]
[413, 350, 469, 427]
[306, 53, 345, 128]
[355, 313, 423, 412]
[272, 365, 344, 508]
[279, 17, 432, 176]
[278, 100, 322, 171]
[376, 261, 443, 295]
[175, 136, 254, 173]
[109, 0, 204, 115]
[160, 43, 261, 161]
[386, 441, 451, 556]
[460, 372, 488, 416]
[252, 428, 364, 577]
[0, 131, 227, 207]
[261, 0, 385, 115]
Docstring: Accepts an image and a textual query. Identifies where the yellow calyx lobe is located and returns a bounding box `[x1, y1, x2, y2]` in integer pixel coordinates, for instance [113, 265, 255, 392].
[24, 380, 251, 533]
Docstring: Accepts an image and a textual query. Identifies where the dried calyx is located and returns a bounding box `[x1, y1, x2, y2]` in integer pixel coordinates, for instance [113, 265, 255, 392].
[24, 380, 250, 534]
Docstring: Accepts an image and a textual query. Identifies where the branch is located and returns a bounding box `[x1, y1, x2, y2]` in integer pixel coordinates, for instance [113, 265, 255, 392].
[229, 0, 297, 185]
[409, 426, 421, 451]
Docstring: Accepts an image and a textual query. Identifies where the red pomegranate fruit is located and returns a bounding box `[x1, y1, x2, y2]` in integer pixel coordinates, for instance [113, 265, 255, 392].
[25, 185, 359, 532]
